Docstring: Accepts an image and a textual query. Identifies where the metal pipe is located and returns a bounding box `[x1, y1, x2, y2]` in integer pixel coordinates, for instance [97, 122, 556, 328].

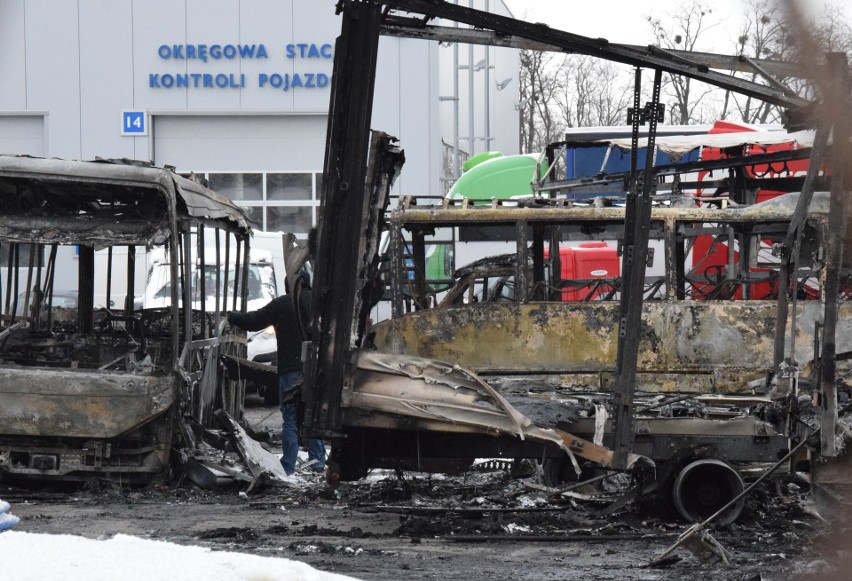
[468, 0, 475, 157]
[214, 229, 221, 330]
[44, 245, 58, 331]
[222, 234, 231, 315]
[182, 229, 193, 350]
[23, 244, 35, 319]
[106, 247, 113, 311]
[672, 458, 745, 525]
[484, 0, 490, 152]
[125, 245, 136, 314]
[198, 228, 207, 338]
[233, 237, 242, 311]
[453, 2, 460, 183]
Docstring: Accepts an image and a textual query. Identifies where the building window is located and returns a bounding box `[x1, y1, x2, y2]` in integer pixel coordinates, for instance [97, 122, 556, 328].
[208, 173, 262, 201]
[268, 206, 312, 232]
[203, 172, 322, 237]
[240, 206, 264, 229]
[267, 173, 312, 201]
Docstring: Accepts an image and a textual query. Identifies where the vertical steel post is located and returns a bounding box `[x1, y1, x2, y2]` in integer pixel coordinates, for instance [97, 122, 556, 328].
[411, 229, 428, 310]
[773, 125, 830, 370]
[182, 229, 193, 353]
[78, 246, 95, 334]
[390, 223, 405, 318]
[820, 54, 851, 457]
[198, 228, 207, 338]
[126, 245, 136, 314]
[532, 225, 545, 300]
[304, 1, 384, 437]
[611, 68, 663, 469]
[516, 220, 529, 303]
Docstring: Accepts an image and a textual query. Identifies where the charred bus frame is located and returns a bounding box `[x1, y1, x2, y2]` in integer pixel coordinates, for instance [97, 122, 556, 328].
[305, 0, 850, 489]
[0, 156, 252, 483]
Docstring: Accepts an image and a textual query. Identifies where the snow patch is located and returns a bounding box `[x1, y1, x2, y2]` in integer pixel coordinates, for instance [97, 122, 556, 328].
[1, 531, 359, 581]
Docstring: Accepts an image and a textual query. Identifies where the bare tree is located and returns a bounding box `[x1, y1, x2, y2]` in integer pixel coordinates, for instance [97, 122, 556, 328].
[723, 0, 789, 123]
[647, 0, 719, 124]
[555, 56, 633, 128]
[813, 3, 852, 55]
[724, 0, 852, 124]
[518, 0, 851, 146]
[520, 52, 635, 152]
[518, 49, 565, 153]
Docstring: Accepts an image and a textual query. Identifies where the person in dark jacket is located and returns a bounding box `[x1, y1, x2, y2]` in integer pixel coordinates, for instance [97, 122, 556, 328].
[228, 295, 326, 475]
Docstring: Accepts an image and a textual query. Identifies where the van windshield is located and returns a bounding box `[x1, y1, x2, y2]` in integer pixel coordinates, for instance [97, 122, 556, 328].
[151, 264, 275, 305]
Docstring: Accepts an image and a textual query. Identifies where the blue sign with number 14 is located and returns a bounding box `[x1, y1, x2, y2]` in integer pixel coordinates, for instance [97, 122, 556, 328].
[121, 111, 147, 136]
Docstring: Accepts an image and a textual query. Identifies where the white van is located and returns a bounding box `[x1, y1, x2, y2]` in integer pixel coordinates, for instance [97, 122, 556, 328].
[138, 247, 279, 395]
[138, 246, 277, 311]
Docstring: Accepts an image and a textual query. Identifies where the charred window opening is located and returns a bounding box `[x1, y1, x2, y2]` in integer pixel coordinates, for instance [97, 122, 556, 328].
[677, 219, 823, 301]
[0, 240, 172, 373]
[386, 207, 668, 315]
[0, 233, 252, 373]
[0, 175, 169, 223]
[382, 197, 833, 320]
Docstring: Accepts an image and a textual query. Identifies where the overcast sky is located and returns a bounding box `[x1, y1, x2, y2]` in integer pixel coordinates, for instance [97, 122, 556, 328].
[502, 0, 841, 51]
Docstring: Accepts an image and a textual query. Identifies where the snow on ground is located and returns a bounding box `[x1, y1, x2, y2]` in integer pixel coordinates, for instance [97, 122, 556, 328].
[0, 531, 360, 581]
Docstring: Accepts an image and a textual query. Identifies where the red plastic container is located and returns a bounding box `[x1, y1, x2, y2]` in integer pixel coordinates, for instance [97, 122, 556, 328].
[547, 242, 620, 301]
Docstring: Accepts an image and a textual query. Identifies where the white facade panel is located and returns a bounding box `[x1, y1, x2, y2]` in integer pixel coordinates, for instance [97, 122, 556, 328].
[152, 114, 325, 172]
[186, 0, 242, 111]
[24, 0, 81, 159]
[239, 0, 296, 110]
[373, 36, 402, 143]
[0, 115, 45, 156]
[132, 0, 188, 113]
[79, 0, 135, 160]
[0, 0, 27, 110]
[397, 39, 441, 196]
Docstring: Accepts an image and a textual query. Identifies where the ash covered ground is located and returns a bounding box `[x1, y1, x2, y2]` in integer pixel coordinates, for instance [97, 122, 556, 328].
[2, 402, 849, 581]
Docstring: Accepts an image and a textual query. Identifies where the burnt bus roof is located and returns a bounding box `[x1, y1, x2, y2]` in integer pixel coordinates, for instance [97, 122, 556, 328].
[0, 155, 251, 246]
[389, 191, 831, 227]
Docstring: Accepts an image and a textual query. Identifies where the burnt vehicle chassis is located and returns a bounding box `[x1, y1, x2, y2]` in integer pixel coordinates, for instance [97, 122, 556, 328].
[300, 0, 852, 522]
[364, 192, 830, 516]
[0, 156, 252, 484]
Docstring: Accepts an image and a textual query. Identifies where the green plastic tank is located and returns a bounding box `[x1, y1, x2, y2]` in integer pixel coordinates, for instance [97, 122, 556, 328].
[448, 152, 542, 201]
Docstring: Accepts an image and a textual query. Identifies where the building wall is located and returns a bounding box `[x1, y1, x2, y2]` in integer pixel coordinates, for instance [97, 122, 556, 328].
[438, 0, 520, 189]
[0, 0, 519, 234]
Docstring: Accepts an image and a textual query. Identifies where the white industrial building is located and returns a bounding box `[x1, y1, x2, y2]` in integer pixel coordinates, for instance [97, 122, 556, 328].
[0, 0, 519, 238]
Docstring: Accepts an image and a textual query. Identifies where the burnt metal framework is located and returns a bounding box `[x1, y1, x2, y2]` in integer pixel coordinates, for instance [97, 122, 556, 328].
[303, 1, 388, 437]
[611, 69, 663, 467]
[376, 0, 810, 110]
[379, 23, 849, 83]
[377, 195, 832, 377]
[307, 0, 851, 461]
[535, 143, 820, 201]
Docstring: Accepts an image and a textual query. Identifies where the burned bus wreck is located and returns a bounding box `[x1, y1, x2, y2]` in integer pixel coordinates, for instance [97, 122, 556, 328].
[303, 0, 852, 527]
[0, 156, 252, 483]
[370, 190, 839, 512]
